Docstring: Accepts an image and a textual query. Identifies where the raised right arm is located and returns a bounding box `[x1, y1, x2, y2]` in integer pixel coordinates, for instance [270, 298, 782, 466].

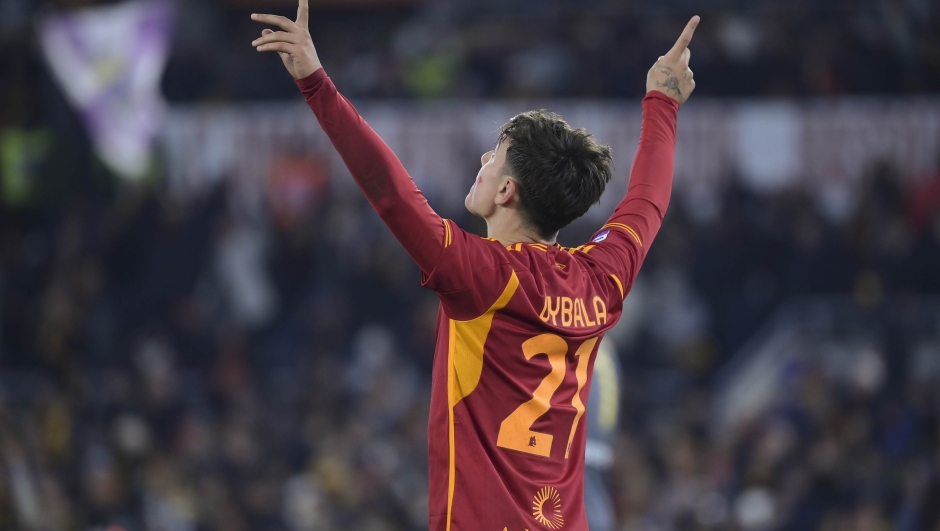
[585, 16, 699, 295]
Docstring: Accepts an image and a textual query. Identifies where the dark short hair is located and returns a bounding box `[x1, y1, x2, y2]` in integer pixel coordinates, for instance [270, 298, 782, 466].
[499, 110, 613, 239]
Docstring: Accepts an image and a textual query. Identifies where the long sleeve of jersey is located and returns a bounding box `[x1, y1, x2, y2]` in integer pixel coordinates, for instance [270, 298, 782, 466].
[587, 91, 679, 295]
[296, 68, 444, 274]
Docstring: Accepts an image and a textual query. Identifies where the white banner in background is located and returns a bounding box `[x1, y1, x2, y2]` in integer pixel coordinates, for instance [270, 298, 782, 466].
[163, 98, 940, 224]
[38, 0, 174, 181]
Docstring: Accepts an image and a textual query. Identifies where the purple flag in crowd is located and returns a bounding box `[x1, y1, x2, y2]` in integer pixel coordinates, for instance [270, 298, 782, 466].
[38, 0, 175, 181]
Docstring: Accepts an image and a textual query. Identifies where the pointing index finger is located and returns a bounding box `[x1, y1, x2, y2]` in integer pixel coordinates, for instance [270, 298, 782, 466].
[297, 0, 308, 29]
[666, 15, 700, 60]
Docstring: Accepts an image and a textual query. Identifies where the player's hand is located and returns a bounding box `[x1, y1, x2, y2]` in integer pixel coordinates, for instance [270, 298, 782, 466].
[647, 15, 699, 106]
[251, 0, 322, 80]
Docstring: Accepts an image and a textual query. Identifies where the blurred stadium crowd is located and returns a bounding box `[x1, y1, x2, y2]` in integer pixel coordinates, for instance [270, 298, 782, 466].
[0, 162, 938, 530]
[1, 0, 940, 530]
[170, 0, 940, 100]
[4, 0, 939, 101]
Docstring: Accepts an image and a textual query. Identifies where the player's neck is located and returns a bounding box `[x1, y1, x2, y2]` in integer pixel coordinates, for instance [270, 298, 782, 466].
[485, 213, 555, 247]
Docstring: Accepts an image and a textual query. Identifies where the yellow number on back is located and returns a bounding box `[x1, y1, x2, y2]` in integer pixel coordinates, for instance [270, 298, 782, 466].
[565, 337, 596, 458]
[496, 334, 568, 457]
[496, 334, 597, 458]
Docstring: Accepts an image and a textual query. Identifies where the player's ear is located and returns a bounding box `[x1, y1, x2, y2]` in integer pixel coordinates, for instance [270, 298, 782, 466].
[494, 176, 517, 206]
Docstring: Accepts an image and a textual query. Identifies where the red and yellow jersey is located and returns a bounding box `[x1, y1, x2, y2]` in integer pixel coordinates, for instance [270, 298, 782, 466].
[296, 68, 679, 531]
[423, 221, 652, 531]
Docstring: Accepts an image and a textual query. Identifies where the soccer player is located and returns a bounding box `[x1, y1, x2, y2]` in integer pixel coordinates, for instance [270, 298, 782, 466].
[251, 4, 697, 530]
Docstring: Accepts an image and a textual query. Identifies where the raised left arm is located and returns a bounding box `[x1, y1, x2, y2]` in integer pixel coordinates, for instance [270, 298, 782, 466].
[251, 0, 445, 274]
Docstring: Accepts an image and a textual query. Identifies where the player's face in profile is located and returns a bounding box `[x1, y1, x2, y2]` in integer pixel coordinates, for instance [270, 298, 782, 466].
[465, 138, 509, 217]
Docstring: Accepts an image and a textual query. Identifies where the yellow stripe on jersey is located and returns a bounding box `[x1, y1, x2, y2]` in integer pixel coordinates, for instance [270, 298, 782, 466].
[565, 244, 596, 255]
[446, 271, 520, 531]
[445, 321, 457, 531]
[603, 222, 643, 246]
[442, 218, 454, 248]
[610, 274, 625, 299]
